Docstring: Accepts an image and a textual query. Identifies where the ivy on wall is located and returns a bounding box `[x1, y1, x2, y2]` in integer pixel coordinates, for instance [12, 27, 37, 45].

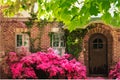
[25, 13, 48, 52]
[65, 29, 88, 58]
[65, 23, 99, 58]
[48, 28, 89, 58]
[25, 12, 92, 55]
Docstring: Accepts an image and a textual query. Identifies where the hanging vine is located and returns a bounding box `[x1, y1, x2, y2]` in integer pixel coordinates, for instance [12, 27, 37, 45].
[65, 28, 88, 58]
[25, 13, 48, 52]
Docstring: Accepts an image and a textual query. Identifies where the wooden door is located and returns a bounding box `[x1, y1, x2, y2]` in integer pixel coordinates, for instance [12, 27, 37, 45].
[89, 34, 108, 76]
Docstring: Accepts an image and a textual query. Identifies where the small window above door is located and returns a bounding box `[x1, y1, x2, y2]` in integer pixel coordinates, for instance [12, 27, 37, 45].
[93, 38, 103, 49]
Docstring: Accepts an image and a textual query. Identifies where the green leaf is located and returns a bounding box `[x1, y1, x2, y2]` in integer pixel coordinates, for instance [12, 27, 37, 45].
[71, 7, 79, 15]
[2, 0, 120, 31]
[0, 0, 4, 5]
[89, 2, 100, 16]
[60, 0, 71, 8]
[110, 12, 120, 27]
[101, 1, 110, 12]
[80, 4, 88, 15]
[101, 12, 112, 24]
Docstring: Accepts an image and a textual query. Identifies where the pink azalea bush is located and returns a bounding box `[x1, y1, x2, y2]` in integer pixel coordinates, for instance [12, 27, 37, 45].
[17, 46, 31, 59]
[109, 61, 120, 79]
[2, 47, 86, 79]
[8, 52, 19, 63]
[0, 52, 19, 78]
[0, 46, 31, 78]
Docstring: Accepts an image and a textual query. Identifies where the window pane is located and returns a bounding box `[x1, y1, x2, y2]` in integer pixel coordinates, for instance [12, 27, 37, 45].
[53, 48, 63, 56]
[98, 39, 103, 43]
[53, 34, 59, 40]
[51, 33, 65, 48]
[60, 35, 64, 41]
[24, 41, 27, 46]
[98, 44, 103, 48]
[57, 48, 62, 55]
[60, 42, 65, 47]
[93, 39, 97, 43]
[93, 44, 97, 49]
[17, 35, 22, 47]
[53, 41, 59, 47]
[24, 34, 29, 46]
[53, 35, 55, 40]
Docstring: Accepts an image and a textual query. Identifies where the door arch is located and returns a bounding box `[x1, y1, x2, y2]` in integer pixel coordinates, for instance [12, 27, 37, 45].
[89, 33, 108, 76]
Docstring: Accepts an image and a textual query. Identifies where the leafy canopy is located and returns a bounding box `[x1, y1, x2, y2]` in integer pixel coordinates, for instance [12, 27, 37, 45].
[1, 0, 120, 31]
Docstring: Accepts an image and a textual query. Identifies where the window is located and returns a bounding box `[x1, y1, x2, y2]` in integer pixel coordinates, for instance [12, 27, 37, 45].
[51, 32, 65, 55]
[17, 35, 22, 47]
[52, 33, 65, 47]
[93, 38, 103, 49]
[16, 33, 29, 48]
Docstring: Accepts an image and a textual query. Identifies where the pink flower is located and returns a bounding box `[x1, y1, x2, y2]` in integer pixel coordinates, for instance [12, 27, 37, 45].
[7, 48, 86, 79]
[37, 62, 51, 70]
[48, 65, 59, 78]
[22, 67, 37, 78]
[109, 61, 120, 79]
[21, 56, 34, 66]
[19, 46, 31, 56]
[10, 62, 23, 78]
[62, 54, 72, 59]
[47, 47, 55, 53]
[8, 52, 18, 62]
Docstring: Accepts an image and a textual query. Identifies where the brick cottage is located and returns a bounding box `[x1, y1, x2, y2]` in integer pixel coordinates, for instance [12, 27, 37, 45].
[0, 15, 120, 76]
[0, 15, 66, 55]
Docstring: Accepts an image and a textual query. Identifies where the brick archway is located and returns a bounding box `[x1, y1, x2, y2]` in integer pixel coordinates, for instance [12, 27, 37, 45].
[82, 22, 116, 76]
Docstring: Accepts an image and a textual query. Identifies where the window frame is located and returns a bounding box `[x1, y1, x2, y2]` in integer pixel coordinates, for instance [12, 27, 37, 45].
[15, 33, 29, 48]
[93, 38, 103, 49]
[51, 32, 65, 48]
[51, 32, 66, 55]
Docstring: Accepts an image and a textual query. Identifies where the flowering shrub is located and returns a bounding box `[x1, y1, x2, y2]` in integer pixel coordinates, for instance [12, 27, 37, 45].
[109, 61, 120, 79]
[17, 46, 31, 59]
[0, 46, 31, 78]
[2, 48, 86, 79]
[8, 52, 19, 63]
[0, 52, 19, 78]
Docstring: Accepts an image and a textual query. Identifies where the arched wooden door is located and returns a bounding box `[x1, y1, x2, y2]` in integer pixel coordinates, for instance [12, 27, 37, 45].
[89, 33, 108, 76]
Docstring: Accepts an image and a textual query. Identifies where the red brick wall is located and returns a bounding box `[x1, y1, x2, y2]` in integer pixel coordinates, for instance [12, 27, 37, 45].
[1, 21, 27, 53]
[40, 23, 52, 51]
[0, 20, 58, 53]
[30, 24, 40, 50]
[0, 26, 2, 51]
[30, 22, 58, 52]
[2, 22, 16, 53]
[114, 30, 120, 64]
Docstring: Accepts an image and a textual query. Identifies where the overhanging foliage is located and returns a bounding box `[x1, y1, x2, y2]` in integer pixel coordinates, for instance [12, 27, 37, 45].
[1, 0, 120, 31]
